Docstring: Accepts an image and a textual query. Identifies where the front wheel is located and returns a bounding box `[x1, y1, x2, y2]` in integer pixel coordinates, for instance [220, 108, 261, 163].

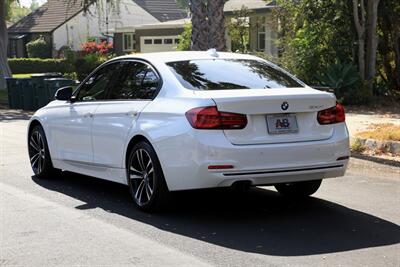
[274, 179, 322, 197]
[127, 141, 170, 212]
[28, 125, 59, 178]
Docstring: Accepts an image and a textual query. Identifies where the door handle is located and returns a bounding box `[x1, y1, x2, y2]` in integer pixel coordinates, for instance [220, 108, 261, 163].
[84, 112, 94, 118]
[126, 111, 138, 117]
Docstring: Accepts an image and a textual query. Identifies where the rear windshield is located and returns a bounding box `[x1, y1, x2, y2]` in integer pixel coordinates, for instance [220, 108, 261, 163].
[166, 59, 303, 90]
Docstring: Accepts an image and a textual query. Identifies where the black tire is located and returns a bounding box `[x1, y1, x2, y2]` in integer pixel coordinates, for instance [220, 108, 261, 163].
[127, 141, 170, 212]
[274, 179, 322, 197]
[28, 125, 60, 179]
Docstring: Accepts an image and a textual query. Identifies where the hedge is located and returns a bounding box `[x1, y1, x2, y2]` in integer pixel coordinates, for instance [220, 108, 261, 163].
[8, 58, 69, 74]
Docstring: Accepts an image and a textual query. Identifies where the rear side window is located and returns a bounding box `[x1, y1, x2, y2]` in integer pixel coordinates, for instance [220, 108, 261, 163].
[167, 59, 303, 90]
[108, 61, 160, 100]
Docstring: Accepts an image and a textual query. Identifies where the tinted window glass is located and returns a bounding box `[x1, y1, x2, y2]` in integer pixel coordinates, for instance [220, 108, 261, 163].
[167, 59, 303, 90]
[77, 64, 119, 101]
[164, 39, 173, 44]
[109, 62, 159, 100]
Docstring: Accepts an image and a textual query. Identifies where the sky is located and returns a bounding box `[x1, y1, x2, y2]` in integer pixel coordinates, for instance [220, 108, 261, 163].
[20, 0, 47, 8]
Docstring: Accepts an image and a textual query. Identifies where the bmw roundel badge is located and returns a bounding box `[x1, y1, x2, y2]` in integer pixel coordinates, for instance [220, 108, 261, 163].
[281, 101, 289, 111]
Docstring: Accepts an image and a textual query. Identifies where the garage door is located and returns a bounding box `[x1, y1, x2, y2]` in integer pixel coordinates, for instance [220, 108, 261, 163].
[140, 36, 180, 53]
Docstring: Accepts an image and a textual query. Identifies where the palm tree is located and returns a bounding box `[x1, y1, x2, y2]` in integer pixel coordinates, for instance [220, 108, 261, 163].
[190, 0, 226, 51]
[190, 0, 209, 50]
[207, 0, 226, 51]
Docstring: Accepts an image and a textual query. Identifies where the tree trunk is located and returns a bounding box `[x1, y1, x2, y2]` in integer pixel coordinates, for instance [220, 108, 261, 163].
[0, 0, 12, 78]
[365, 0, 380, 85]
[394, 32, 400, 89]
[352, 0, 366, 80]
[207, 0, 226, 51]
[190, 0, 209, 50]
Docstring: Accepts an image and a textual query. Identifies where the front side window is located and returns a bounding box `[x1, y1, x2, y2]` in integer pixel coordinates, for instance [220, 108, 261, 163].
[77, 63, 120, 101]
[108, 61, 160, 100]
[167, 59, 303, 90]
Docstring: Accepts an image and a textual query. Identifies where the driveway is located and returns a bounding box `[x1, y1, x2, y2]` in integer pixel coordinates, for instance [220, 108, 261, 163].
[1, 110, 399, 266]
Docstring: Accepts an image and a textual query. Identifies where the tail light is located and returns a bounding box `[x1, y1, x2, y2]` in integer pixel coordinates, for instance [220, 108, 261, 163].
[185, 106, 247, 129]
[317, 102, 345, 125]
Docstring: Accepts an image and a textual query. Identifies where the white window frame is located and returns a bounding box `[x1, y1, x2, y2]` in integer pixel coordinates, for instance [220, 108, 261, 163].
[257, 17, 266, 51]
[123, 33, 135, 52]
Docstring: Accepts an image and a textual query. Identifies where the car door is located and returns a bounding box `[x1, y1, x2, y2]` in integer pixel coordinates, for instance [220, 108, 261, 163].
[47, 63, 119, 164]
[91, 60, 161, 168]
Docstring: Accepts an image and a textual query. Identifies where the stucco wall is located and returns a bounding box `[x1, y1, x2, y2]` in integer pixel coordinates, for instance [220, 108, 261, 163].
[52, 0, 159, 51]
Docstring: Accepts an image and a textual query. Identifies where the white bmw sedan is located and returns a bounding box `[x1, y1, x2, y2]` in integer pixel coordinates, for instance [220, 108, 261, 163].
[28, 51, 350, 211]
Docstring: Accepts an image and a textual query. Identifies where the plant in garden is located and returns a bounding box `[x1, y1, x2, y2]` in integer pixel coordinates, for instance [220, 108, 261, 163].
[317, 62, 365, 104]
[26, 36, 51, 58]
[177, 23, 192, 51]
[81, 41, 113, 55]
[228, 6, 251, 53]
[74, 53, 106, 81]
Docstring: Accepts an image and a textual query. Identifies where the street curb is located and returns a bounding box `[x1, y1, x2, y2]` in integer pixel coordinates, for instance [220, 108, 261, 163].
[350, 137, 400, 155]
[351, 153, 400, 168]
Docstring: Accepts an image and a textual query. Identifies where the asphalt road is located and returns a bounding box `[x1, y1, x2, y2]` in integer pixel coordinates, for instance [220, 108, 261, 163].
[1, 109, 399, 266]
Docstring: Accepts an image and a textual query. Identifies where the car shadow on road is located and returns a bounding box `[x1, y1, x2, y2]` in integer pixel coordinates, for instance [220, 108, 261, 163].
[32, 172, 400, 257]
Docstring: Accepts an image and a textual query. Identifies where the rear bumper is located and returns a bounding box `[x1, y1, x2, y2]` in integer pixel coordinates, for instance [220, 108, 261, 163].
[154, 123, 350, 191]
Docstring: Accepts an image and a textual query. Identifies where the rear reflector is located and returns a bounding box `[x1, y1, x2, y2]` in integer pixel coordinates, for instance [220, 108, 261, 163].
[186, 106, 247, 129]
[208, 165, 234, 170]
[317, 102, 345, 125]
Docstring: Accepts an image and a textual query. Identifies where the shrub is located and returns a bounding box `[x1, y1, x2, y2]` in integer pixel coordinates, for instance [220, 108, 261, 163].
[26, 37, 51, 58]
[177, 23, 191, 51]
[82, 41, 113, 55]
[316, 62, 369, 105]
[74, 54, 106, 81]
[8, 58, 68, 74]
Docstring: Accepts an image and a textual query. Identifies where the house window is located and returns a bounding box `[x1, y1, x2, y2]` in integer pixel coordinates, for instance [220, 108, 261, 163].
[174, 39, 180, 44]
[144, 39, 152, 45]
[164, 38, 173, 44]
[123, 33, 134, 51]
[154, 39, 162, 44]
[257, 17, 266, 51]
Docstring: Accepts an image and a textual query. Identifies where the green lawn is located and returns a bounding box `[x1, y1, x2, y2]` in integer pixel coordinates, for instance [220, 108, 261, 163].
[12, 73, 36, 78]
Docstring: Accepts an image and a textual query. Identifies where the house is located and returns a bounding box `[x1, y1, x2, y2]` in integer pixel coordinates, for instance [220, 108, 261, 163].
[112, 0, 277, 56]
[113, 18, 190, 54]
[224, 0, 278, 57]
[7, 0, 186, 58]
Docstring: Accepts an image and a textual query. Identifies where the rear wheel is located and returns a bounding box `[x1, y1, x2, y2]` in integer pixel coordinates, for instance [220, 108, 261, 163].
[274, 179, 322, 197]
[127, 141, 170, 212]
[28, 125, 59, 179]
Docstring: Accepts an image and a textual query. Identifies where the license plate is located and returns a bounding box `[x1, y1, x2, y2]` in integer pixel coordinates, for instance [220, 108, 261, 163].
[266, 114, 299, 134]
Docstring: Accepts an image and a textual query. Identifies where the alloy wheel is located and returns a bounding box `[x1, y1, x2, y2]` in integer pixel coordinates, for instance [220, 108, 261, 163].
[129, 149, 155, 206]
[29, 131, 45, 174]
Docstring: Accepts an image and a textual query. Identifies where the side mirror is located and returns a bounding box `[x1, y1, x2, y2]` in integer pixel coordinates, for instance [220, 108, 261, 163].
[55, 86, 73, 101]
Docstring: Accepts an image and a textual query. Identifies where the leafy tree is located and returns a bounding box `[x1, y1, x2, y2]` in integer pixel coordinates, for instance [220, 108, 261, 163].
[227, 6, 250, 53]
[177, 23, 192, 51]
[8, 2, 30, 23]
[273, 0, 356, 85]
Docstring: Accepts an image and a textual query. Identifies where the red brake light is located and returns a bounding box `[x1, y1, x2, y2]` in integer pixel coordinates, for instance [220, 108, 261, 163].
[185, 106, 247, 129]
[317, 102, 345, 125]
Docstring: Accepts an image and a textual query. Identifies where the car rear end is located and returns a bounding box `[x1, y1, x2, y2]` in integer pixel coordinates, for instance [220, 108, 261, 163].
[154, 54, 350, 191]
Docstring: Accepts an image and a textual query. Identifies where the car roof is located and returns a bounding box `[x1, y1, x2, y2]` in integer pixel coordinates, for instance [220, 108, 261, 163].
[111, 51, 260, 64]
